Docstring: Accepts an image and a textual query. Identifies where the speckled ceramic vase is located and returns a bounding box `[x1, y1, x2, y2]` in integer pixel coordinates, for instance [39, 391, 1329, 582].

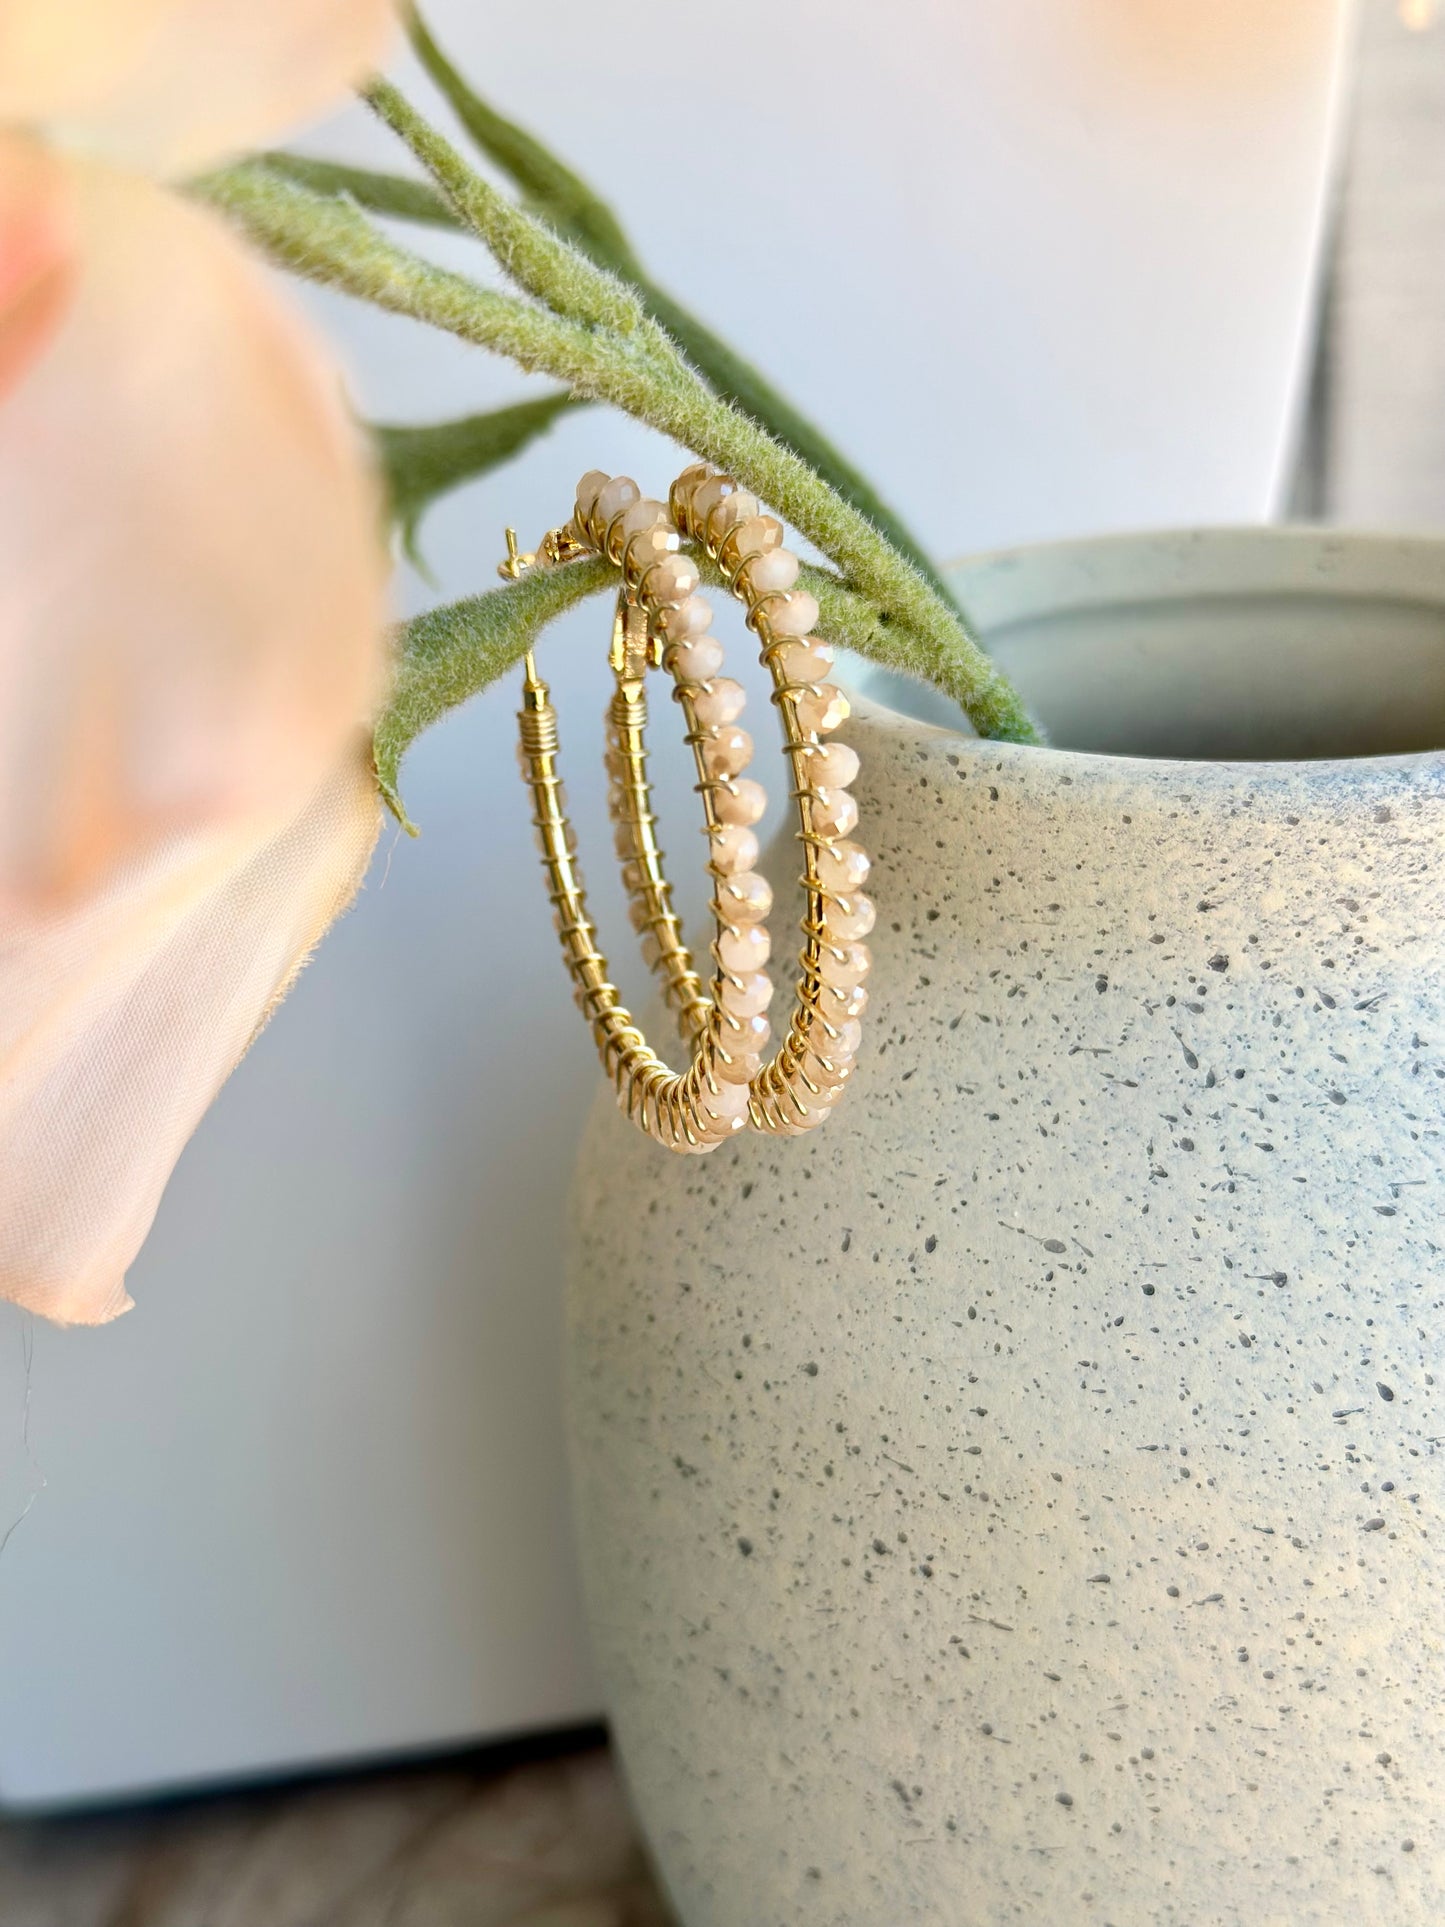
[566, 531, 1445, 1926]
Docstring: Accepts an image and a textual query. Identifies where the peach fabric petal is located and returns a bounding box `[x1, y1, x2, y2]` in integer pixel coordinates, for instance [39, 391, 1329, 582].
[0, 158, 388, 908]
[0, 749, 381, 1326]
[0, 0, 177, 126]
[0, 131, 78, 402]
[56, 0, 397, 178]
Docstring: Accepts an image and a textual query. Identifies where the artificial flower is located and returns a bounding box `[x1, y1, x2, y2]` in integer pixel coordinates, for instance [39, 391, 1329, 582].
[0, 755, 380, 1325]
[0, 0, 396, 1320]
[0, 0, 395, 904]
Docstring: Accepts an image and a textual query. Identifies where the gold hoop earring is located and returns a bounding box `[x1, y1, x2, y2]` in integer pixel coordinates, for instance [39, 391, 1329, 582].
[669, 466, 871, 1134]
[507, 477, 772, 1151]
[509, 467, 871, 1149]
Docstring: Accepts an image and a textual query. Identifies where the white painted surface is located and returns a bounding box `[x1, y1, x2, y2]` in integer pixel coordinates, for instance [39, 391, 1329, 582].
[1327, 1, 1445, 525]
[0, 0, 1351, 1804]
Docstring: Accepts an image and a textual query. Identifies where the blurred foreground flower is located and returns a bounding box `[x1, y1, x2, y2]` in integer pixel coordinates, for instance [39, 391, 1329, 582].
[0, 760, 379, 1324]
[0, 0, 396, 1321]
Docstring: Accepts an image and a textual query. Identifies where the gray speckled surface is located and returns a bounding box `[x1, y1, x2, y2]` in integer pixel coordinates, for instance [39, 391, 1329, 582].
[566, 534, 1445, 1925]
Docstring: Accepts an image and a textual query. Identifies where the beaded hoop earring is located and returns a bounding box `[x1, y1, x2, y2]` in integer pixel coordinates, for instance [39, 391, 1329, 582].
[669, 465, 872, 1135]
[507, 466, 871, 1149]
[507, 474, 770, 1152]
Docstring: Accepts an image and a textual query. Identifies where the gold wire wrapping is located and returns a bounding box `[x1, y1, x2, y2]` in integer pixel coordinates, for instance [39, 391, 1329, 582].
[511, 465, 867, 1150]
[605, 597, 711, 1039]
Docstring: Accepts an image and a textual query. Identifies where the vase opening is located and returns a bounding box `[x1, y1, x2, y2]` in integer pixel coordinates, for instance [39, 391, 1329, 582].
[853, 529, 1445, 765]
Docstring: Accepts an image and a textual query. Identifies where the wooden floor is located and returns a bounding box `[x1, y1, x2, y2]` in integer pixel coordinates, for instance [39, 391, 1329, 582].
[5, 11, 1444, 1925]
[0, 1736, 673, 1927]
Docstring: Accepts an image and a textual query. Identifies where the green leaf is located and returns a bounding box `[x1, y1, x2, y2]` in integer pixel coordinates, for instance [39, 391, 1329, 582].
[373, 391, 581, 566]
[373, 552, 892, 833]
[406, 5, 641, 277]
[639, 288, 956, 610]
[254, 153, 459, 228]
[374, 553, 615, 828]
[199, 159, 1039, 745]
[365, 78, 649, 341]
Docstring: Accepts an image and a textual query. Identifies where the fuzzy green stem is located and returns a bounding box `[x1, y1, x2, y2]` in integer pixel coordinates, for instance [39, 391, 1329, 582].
[197, 164, 639, 384]
[375, 555, 614, 826]
[365, 76, 652, 341]
[259, 146, 959, 615]
[256, 152, 456, 227]
[196, 158, 1039, 740]
[406, 4, 641, 276]
[375, 551, 969, 828]
[318, 100, 1038, 745]
[402, 7, 958, 609]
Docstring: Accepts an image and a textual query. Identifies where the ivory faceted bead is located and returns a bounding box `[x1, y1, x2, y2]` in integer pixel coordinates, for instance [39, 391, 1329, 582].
[718, 922, 771, 974]
[720, 1009, 774, 1055]
[669, 636, 725, 682]
[708, 491, 760, 540]
[776, 638, 836, 685]
[803, 1001, 856, 1052]
[671, 459, 711, 499]
[690, 474, 741, 531]
[714, 778, 767, 827]
[659, 596, 715, 643]
[828, 1017, 865, 1060]
[696, 1077, 751, 1122]
[820, 940, 871, 989]
[815, 839, 871, 895]
[798, 1052, 850, 1100]
[825, 893, 876, 941]
[810, 786, 860, 838]
[714, 1010, 770, 1075]
[702, 726, 753, 778]
[615, 499, 668, 546]
[794, 683, 850, 735]
[725, 514, 784, 563]
[692, 678, 747, 728]
[575, 469, 609, 519]
[765, 590, 820, 638]
[714, 1047, 764, 1087]
[708, 823, 760, 875]
[742, 548, 800, 596]
[807, 741, 860, 790]
[648, 554, 700, 605]
[798, 1037, 858, 1091]
[716, 871, 772, 924]
[625, 526, 680, 581]
[719, 970, 773, 1017]
[819, 980, 868, 1022]
[594, 475, 640, 526]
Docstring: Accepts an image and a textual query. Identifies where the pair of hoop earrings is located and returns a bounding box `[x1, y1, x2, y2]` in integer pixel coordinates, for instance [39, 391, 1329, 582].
[505, 464, 872, 1153]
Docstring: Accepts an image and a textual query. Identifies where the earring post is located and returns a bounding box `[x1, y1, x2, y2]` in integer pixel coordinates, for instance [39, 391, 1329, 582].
[498, 527, 536, 581]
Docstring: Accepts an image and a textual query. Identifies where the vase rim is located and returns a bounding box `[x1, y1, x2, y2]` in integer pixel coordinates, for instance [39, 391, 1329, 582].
[941, 521, 1445, 586]
[845, 525, 1445, 775]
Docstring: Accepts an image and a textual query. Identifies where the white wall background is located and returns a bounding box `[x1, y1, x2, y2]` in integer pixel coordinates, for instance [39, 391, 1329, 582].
[0, 0, 1351, 1805]
[1325, 0, 1445, 524]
